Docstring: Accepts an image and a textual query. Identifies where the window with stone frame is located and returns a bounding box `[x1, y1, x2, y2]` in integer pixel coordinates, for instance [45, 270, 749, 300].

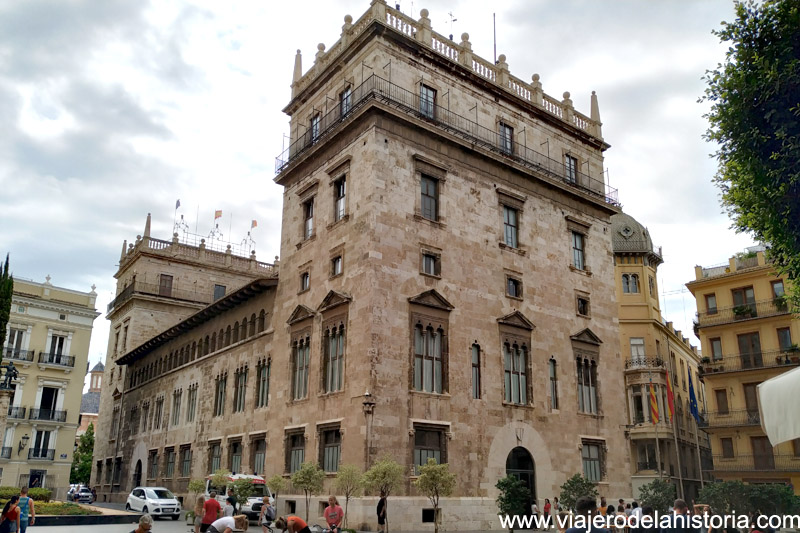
[330, 255, 343, 277]
[96, 461, 103, 485]
[421, 249, 441, 277]
[229, 441, 242, 474]
[180, 446, 192, 478]
[577, 358, 598, 414]
[105, 459, 113, 484]
[576, 294, 590, 317]
[413, 424, 448, 475]
[413, 320, 446, 394]
[209, 442, 221, 474]
[233, 366, 248, 413]
[165, 448, 175, 478]
[564, 154, 578, 183]
[581, 439, 605, 481]
[503, 339, 529, 405]
[141, 401, 150, 433]
[499, 121, 514, 155]
[471, 343, 481, 400]
[285, 431, 305, 474]
[113, 457, 122, 484]
[213, 373, 227, 417]
[339, 87, 352, 117]
[721, 437, 735, 458]
[255, 358, 270, 408]
[252, 438, 266, 475]
[319, 426, 341, 473]
[506, 276, 523, 299]
[300, 271, 310, 292]
[186, 384, 197, 422]
[322, 321, 345, 394]
[420, 175, 439, 222]
[148, 450, 159, 479]
[171, 389, 182, 427]
[153, 397, 163, 430]
[503, 206, 519, 248]
[291, 333, 310, 400]
[303, 197, 314, 240]
[549, 358, 559, 410]
[310, 113, 320, 142]
[414, 156, 446, 224]
[420, 84, 436, 119]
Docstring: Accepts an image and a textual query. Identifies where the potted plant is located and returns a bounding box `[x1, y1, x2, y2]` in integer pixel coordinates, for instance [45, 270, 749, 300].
[700, 356, 712, 373]
[788, 344, 800, 363]
[733, 305, 753, 319]
[774, 294, 789, 311]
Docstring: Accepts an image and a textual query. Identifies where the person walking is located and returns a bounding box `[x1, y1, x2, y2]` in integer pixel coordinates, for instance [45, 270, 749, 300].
[201, 491, 222, 533]
[324, 496, 343, 533]
[17, 487, 34, 533]
[129, 514, 153, 533]
[223, 497, 235, 517]
[274, 515, 311, 533]
[544, 498, 552, 530]
[193, 495, 205, 533]
[566, 497, 609, 533]
[209, 515, 249, 533]
[227, 489, 238, 514]
[553, 497, 560, 513]
[376, 491, 387, 533]
[0, 496, 20, 533]
[532, 500, 540, 531]
[260, 497, 276, 533]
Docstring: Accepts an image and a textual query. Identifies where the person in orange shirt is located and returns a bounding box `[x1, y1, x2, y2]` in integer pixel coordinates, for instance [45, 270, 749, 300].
[274, 515, 311, 533]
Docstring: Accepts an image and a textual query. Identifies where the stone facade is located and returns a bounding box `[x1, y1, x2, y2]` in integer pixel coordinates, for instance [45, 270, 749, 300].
[2, 277, 99, 499]
[93, 2, 633, 529]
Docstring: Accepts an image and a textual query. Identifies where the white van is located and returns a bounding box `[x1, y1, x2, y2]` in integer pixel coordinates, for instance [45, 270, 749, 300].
[204, 473, 274, 521]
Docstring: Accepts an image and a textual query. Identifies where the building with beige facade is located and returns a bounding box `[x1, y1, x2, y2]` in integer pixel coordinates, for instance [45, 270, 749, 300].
[93, 2, 632, 529]
[611, 213, 712, 503]
[1, 277, 99, 498]
[688, 246, 800, 494]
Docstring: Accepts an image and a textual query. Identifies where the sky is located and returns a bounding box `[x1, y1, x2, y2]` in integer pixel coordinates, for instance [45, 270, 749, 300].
[0, 0, 756, 390]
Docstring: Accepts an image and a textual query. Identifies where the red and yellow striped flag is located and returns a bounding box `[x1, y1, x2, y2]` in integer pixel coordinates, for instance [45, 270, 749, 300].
[214, 210, 222, 220]
[649, 381, 659, 424]
[665, 370, 675, 423]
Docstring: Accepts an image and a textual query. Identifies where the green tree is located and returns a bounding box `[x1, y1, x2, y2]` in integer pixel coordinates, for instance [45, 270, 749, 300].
[291, 462, 325, 522]
[334, 464, 363, 528]
[231, 478, 255, 511]
[210, 468, 232, 493]
[414, 458, 456, 533]
[267, 474, 287, 512]
[0, 254, 12, 354]
[558, 474, 598, 512]
[699, 481, 800, 516]
[495, 476, 530, 533]
[362, 457, 404, 533]
[702, 0, 800, 306]
[638, 479, 676, 514]
[69, 423, 95, 485]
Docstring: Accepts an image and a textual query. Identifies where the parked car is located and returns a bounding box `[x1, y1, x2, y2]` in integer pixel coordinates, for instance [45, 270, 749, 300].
[125, 487, 180, 520]
[76, 487, 93, 503]
[66, 486, 77, 502]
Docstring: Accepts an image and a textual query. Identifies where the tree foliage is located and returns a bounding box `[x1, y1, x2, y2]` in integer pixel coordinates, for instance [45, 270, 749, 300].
[231, 478, 255, 508]
[496, 476, 530, 532]
[0, 254, 12, 352]
[210, 468, 232, 492]
[70, 423, 94, 485]
[699, 481, 800, 516]
[558, 474, 598, 512]
[702, 0, 800, 305]
[414, 458, 456, 533]
[267, 474, 287, 510]
[334, 464, 363, 528]
[362, 457, 404, 533]
[188, 479, 206, 499]
[291, 462, 325, 522]
[637, 479, 676, 514]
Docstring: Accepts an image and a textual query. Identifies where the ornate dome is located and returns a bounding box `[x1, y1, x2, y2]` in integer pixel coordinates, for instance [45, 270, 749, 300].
[610, 212, 660, 260]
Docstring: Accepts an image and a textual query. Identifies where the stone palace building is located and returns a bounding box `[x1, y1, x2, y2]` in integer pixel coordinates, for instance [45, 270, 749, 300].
[93, 1, 632, 529]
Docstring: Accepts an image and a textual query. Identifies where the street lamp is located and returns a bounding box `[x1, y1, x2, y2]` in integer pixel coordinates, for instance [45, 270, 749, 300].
[363, 391, 376, 468]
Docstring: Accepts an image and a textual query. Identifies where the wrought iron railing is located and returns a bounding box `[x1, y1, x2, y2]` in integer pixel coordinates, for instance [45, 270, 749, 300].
[699, 349, 799, 374]
[275, 74, 619, 207]
[625, 357, 665, 370]
[2, 347, 34, 362]
[637, 460, 658, 471]
[38, 352, 75, 368]
[709, 454, 800, 472]
[7, 406, 26, 419]
[696, 297, 791, 328]
[698, 409, 760, 428]
[28, 448, 55, 461]
[29, 409, 67, 422]
[0, 447, 11, 459]
[108, 280, 213, 314]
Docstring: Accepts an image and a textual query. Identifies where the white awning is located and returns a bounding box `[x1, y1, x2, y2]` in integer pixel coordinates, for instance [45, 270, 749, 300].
[758, 365, 800, 446]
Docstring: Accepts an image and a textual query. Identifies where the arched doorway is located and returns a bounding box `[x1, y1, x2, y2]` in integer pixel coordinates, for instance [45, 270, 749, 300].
[506, 447, 536, 501]
[133, 460, 142, 487]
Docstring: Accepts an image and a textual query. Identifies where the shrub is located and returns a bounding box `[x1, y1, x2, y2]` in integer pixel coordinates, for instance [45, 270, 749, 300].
[558, 474, 597, 512]
[0, 487, 51, 502]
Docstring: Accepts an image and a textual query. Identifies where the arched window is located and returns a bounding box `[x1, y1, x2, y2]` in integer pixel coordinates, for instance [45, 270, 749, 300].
[504, 341, 528, 405]
[291, 335, 310, 400]
[211, 333, 217, 353]
[225, 326, 232, 346]
[630, 274, 639, 293]
[323, 323, 345, 393]
[577, 358, 598, 414]
[622, 274, 630, 293]
[413, 323, 444, 394]
[549, 358, 558, 410]
[233, 322, 239, 343]
[258, 310, 266, 333]
[250, 314, 257, 336]
[241, 317, 248, 339]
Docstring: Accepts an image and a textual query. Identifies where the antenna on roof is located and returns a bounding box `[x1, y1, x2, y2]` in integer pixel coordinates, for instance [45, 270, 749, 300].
[447, 11, 457, 40]
[493, 13, 497, 64]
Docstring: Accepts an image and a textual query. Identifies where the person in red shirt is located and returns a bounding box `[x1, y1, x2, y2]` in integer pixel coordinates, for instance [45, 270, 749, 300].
[324, 496, 344, 533]
[201, 491, 222, 533]
[275, 515, 311, 533]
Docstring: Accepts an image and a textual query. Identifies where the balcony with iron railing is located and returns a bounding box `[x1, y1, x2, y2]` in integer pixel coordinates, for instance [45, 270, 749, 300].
[38, 352, 75, 368]
[698, 409, 760, 429]
[7, 406, 26, 419]
[0, 447, 11, 459]
[637, 460, 659, 472]
[699, 349, 800, 375]
[696, 297, 791, 328]
[29, 409, 67, 422]
[709, 454, 800, 472]
[625, 357, 665, 370]
[28, 449, 55, 461]
[2, 347, 34, 362]
[275, 74, 619, 207]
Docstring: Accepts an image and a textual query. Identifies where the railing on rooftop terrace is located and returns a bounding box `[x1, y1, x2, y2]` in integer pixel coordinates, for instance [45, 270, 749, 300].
[276, 74, 619, 207]
[701, 264, 730, 278]
[696, 297, 791, 328]
[614, 240, 663, 259]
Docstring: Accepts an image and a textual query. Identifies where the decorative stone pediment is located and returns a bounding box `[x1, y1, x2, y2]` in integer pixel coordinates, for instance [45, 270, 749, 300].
[287, 304, 315, 325]
[497, 310, 535, 330]
[408, 289, 454, 311]
[317, 290, 352, 313]
[112, 387, 122, 400]
[570, 328, 603, 346]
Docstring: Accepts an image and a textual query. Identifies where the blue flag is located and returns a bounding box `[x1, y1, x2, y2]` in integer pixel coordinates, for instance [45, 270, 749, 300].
[688, 367, 700, 423]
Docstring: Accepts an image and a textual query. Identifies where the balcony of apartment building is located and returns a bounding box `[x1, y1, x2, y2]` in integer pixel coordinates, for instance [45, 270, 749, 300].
[0, 447, 11, 460]
[695, 297, 791, 329]
[7, 406, 26, 420]
[27, 448, 55, 461]
[28, 409, 67, 423]
[698, 409, 761, 429]
[37, 351, 75, 371]
[699, 348, 800, 376]
[709, 454, 800, 473]
[2, 347, 34, 363]
[625, 357, 666, 372]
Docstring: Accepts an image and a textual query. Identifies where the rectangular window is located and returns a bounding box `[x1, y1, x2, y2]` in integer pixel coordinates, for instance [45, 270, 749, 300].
[331, 256, 343, 277]
[581, 442, 602, 481]
[778, 328, 793, 352]
[420, 175, 438, 221]
[213, 374, 227, 417]
[230, 442, 242, 473]
[213, 284, 226, 301]
[503, 206, 518, 248]
[721, 438, 734, 458]
[414, 428, 444, 474]
[413, 324, 444, 394]
[506, 277, 522, 299]
[340, 87, 352, 117]
[421, 253, 440, 276]
[165, 449, 175, 478]
[186, 385, 197, 423]
[499, 122, 513, 155]
[705, 294, 717, 315]
[209, 444, 221, 474]
[158, 274, 173, 297]
[153, 398, 163, 430]
[233, 368, 247, 412]
[310, 114, 320, 142]
[181, 447, 192, 477]
[503, 341, 528, 405]
[772, 280, 785, 298]
[6, 328, 24, 357]
[149, 451, 159, 479]
[253, 440, 266, 475]
[141, 403, 150, 432]
[630, 338, 645, 358]
[577, 297, 590, 317]
[649, 276, 656, 296]
[793, 438, 800, 458]
[303, 199, 314, 239]
[710, 338, 723, 361]
[292, 336, 310, 400]
[49, 334, 66, 356]
[715, 389, 729, 414]
[334, 177, 346, 222]
[564, 154, 578, 184]
[289, 434, 304, 473]
[471, 344, 481, 400]
[256, 360, 270, 408]
[420, 84, 436, 119]
[549, 359, 559, 410]
[323, 325, 345, 393]
[577, 359, 598, 414]
[300, 272, 310, 292]
[572, 232, 585, 270]
[321, 429, 341, 472]
[171, 390, 182, 427]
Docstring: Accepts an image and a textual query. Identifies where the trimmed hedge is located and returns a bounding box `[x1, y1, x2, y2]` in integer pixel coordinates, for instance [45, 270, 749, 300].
[0, 487, 52, 502]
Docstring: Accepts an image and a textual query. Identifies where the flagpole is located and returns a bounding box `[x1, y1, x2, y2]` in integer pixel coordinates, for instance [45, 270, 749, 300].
[689, 371, 705, 489]
[665, 335, 685, 499]
[650, 372, 663, 481]
[694, 418, 704, 488]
